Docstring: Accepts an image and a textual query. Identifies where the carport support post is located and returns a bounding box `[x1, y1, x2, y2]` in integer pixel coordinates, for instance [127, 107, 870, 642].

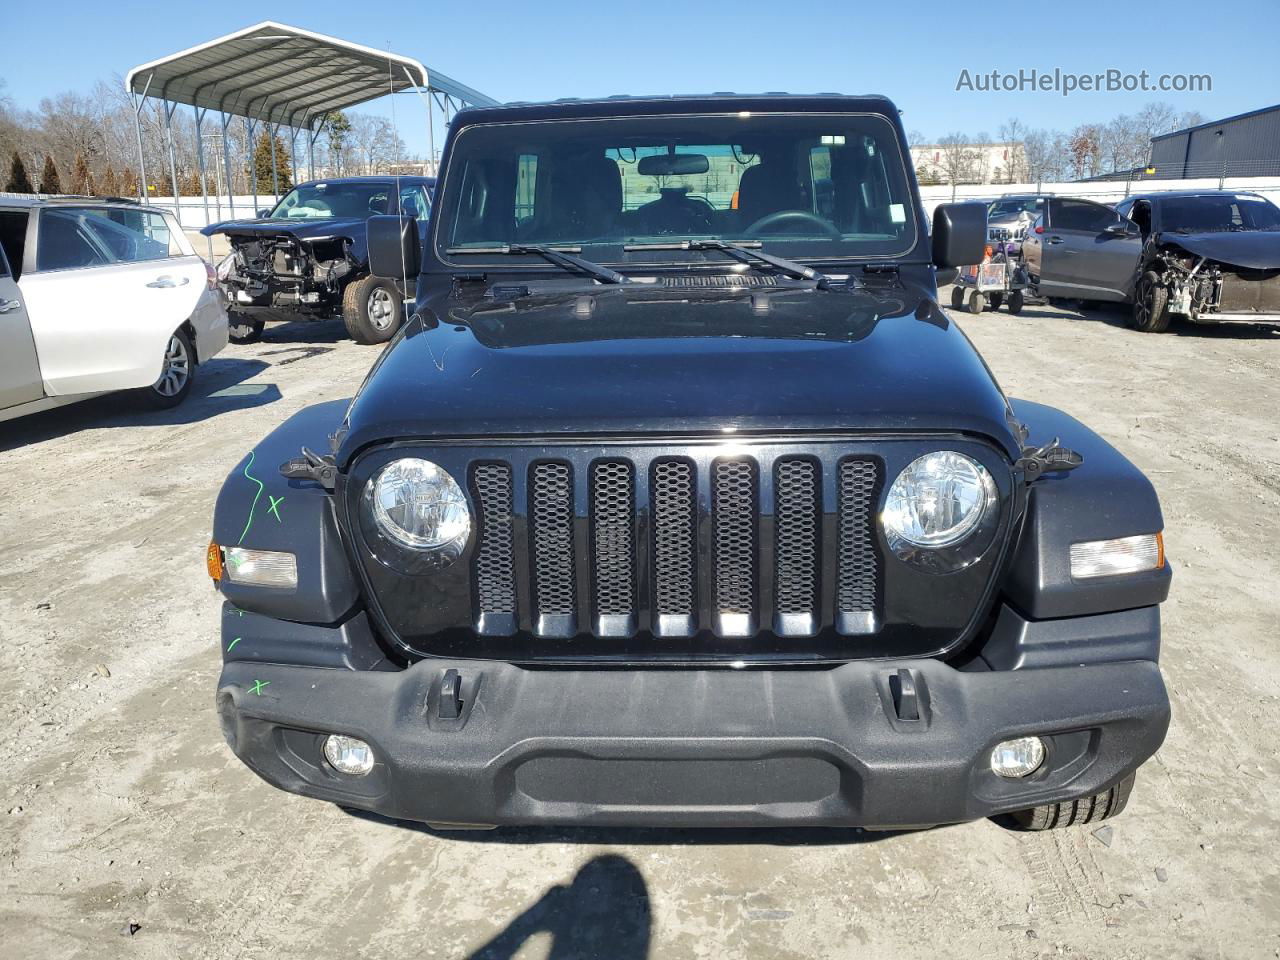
[193, 106, 214, 261]
[269, 121, 281, 203]
[130, 73, 154, 204]
[162, 100, 181, 226]
[246, 117, 259, 216]
[220, 112, 235, 220]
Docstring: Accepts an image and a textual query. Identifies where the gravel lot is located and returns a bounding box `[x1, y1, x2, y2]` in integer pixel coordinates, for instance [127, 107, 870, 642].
[2, 297, 1277, 959]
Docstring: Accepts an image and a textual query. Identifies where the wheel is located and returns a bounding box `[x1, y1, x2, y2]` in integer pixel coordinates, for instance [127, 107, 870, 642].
[950, 286, 964, 309]
[342, 275, 403, 344]
[967, 291, 985, 314]
[140, 328, 194, 409]
[227, 313, 264, 344]
[1007, 290, 1025, 315]
[1132, 272, 1171, 333]
[989, 292, 1004, 310]
[1008, 773, 1136, 831]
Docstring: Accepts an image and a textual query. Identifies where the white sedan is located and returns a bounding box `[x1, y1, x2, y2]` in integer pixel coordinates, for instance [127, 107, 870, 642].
[0, 197, 228, 423]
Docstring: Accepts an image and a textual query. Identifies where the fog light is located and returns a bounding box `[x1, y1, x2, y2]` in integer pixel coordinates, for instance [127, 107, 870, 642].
[323, 734, 375, 776]
[223, 546, 297, 589]
[1070, 533, 1163, 579]
[990, 736, 1045, 778]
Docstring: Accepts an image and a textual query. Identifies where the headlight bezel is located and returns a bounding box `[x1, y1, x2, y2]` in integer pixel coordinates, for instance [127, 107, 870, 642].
[882, 450, 1001, 573]
[360, 457, 472, 572]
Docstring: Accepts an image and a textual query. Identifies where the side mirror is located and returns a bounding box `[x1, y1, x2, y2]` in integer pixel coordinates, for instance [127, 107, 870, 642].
[257, 208, 273, 219]
[1104, 220, 1136, 236]
[368, 214, 421, 279]
[932, 202, 987, 268]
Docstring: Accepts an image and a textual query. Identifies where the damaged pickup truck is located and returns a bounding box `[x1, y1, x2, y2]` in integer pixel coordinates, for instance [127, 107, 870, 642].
[202, 176, 433, 344]
[1025, 191, 1280, 332]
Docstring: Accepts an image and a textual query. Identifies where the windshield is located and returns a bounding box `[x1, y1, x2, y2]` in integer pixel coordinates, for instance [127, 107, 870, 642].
[987, 197, 1041, 218]
[1161, 195, 1280, 232]
[437, 112, 918, 265]
[268, 181, 393, 219]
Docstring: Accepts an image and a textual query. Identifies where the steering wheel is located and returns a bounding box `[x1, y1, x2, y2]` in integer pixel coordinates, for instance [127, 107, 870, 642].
[745, 210, 842, 239]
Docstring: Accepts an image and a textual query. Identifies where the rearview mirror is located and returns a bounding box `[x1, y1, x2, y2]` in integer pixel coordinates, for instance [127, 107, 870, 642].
[931, 202, 987, 269]
[368, 215, 421, 279]
[637, 153, 710, 177]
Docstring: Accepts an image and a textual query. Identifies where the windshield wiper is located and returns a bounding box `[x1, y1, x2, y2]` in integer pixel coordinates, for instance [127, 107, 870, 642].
[446, 243, 628, 285]
[624, 239, 831, 288]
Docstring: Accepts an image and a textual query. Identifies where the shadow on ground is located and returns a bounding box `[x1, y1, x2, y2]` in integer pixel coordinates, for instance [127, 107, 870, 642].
[342, 808, 920, 847]
[0, 356, 275, 452]
[465, 854, 651, 960]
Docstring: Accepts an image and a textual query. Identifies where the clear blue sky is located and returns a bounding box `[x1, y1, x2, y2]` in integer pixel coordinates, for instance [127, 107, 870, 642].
[4, 0, 1277, 158]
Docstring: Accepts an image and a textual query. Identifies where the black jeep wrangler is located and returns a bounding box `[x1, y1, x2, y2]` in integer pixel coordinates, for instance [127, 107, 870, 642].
[209, 95, 1171, 832]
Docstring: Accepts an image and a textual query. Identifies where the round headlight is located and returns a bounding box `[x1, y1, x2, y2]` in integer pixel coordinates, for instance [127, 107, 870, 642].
[366, 458, 470, 552]
[883, 451, 996, 549]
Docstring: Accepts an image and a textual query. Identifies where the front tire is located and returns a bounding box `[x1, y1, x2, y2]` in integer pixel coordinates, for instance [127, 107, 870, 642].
[1132, 272, 1171, 332]
[228, 313, 264, 344]
[140, 328, 194, 409]
[1008, 772, 1136, 831]
[342, 275, 403, 345]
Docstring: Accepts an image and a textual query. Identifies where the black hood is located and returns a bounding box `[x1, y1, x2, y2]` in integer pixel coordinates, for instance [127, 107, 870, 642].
[200, 217, 366, 241]
[1161, 229, 1280, 270]
[337, 281, 1020, 465]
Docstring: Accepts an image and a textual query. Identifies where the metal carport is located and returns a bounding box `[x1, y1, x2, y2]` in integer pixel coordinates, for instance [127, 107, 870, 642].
[125, 21, 497, 237]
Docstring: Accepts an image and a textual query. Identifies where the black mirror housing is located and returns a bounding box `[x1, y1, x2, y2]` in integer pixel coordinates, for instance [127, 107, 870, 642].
[931, 202, 987, 268]
[368, 215, 421, 279]
[257, 208, 273, 219]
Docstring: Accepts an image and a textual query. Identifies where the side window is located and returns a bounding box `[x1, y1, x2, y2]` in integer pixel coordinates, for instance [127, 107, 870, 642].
[809, 146, 834, 220]
[37, 210, 111, 271]
[0, 211, 27, 279]
[79, 207, 181, 264]
[398, 184, 431, 218]
[515, 154, 538, 225]
[0, 240, 9, 278]
[1051, 199, 1121, 233]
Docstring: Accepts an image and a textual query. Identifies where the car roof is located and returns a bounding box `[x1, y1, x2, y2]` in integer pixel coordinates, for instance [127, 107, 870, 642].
[295, 175, 434, 187]
[451, 93, 899, 126]
[1125, 190, 1268, 203]
[0, 195, 147, 210]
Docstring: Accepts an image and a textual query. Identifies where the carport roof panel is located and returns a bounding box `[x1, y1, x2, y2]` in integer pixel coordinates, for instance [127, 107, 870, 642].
[125, 21, 497, 126]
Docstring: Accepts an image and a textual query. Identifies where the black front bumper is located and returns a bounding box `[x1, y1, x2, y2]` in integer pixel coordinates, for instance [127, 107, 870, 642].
[216, 656, 1168, 829]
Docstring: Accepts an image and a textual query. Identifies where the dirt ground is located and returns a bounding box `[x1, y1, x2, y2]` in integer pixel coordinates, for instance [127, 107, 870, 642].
[1, 296, 1277, 960]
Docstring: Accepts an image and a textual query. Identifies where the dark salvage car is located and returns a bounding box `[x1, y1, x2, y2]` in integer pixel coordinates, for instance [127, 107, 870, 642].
[202, 176, 433, 344]
[207, 94, 1172, 833]
[1024, 191, 1280, 331]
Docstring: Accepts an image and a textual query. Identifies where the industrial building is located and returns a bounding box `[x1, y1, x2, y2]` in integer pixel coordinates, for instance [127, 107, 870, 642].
[1148, 103, 1280, 178]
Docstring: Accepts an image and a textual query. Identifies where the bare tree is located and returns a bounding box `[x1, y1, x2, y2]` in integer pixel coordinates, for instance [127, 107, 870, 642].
[938, 132, 983, 185]
[997, 118, 1028, 183]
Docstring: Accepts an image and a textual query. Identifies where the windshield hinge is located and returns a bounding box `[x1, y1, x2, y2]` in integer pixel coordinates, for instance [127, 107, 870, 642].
[862, 263, 899, 275]
[280, 446, 337, 491]
[1016, 436, 1084, 482]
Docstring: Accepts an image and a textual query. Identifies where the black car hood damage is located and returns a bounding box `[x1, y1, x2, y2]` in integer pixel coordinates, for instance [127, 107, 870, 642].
[200, 217, 366, 241]
[1161, 230, 1280, 270]
[337, 281, 1021, 464]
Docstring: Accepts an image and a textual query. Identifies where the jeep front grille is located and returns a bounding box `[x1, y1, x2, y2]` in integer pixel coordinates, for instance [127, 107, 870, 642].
[469, 452, 882, 641]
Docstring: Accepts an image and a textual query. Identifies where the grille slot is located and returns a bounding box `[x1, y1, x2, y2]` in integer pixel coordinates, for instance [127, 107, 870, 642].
[712, 459, 757, 637]
[651, 459, 698, 636]
[774, 458, 821, 635]
[661, 274, 779, 288]
[590, 461, 636, 636]
[837, 459, 880, 635]
[529, 462, 576, 637]
[472, 463, 517, 635]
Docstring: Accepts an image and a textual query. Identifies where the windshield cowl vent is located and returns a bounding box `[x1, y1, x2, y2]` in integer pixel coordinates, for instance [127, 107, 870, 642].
[660, 275, 780, 288]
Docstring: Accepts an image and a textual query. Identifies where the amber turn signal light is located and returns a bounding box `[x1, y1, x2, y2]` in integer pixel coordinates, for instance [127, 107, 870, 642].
[207, 541, 223, 581]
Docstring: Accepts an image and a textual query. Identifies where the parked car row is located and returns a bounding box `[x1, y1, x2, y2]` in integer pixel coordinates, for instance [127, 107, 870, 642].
[0, 176, 437, 425]
[968, 190, 1280, 331]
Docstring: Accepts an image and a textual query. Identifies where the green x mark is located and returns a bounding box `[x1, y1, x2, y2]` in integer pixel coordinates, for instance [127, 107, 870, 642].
[268, 495, 285, 522]
[249, 680, 270, 696]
